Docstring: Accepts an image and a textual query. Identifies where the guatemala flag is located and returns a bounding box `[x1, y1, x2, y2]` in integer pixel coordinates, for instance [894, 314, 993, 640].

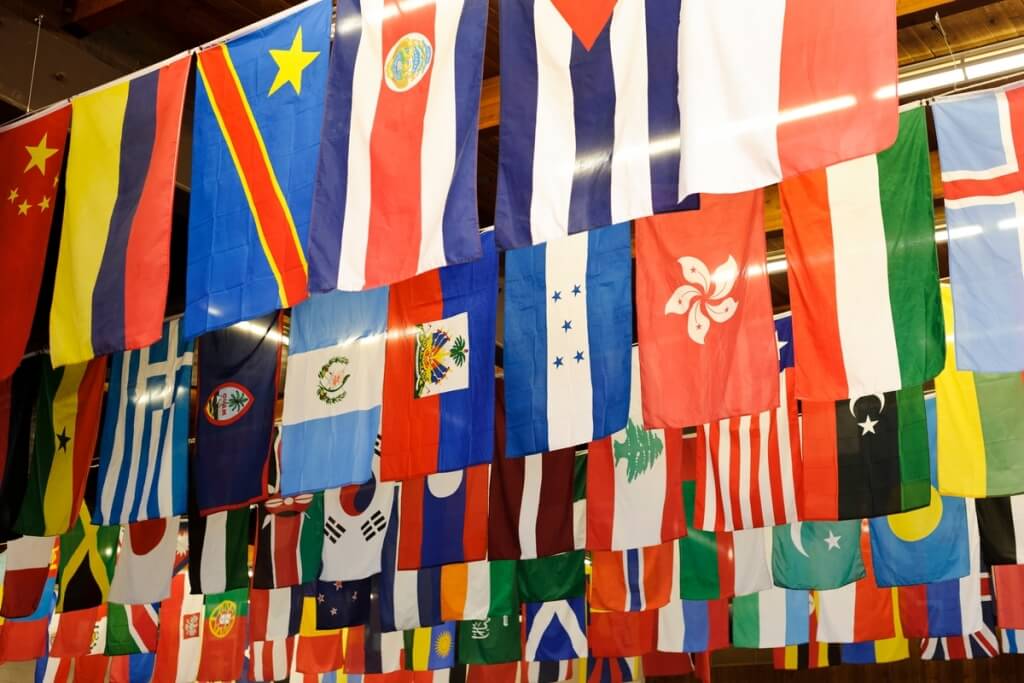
[503, 223, 632, 456]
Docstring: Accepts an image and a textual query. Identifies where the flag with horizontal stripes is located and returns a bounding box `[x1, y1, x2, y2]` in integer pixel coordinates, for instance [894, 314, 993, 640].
[1, 535, 55, 618]
[56, 502, 119, 613]
[253, 490, 323, 589]
[398, 466, 489, 569]
[50, 55, 190, 367]
[94, 318, 194, 524]
[496, 0, 699, 249]
[308, 0, 487, 291]
[187, 0, 330, 336]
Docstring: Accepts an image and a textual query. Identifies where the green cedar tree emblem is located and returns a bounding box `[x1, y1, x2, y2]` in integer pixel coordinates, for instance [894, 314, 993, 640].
[612, 418, 664, 483]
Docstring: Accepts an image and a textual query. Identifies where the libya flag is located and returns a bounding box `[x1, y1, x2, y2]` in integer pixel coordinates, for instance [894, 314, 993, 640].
[772, 520, 864, 590]
[802, 385, 930, 520]
[457, 616, 521, 664]
[936, 285, 1024, 497]
[16, 357, 107, 537]
[780, 106, 944, 402]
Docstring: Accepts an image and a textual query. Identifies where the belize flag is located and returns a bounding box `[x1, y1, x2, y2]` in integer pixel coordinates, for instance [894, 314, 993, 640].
[380, 231, 497, 481]
[495, 0, 699, 249]
[503, 224, 631, 456]
[307, 0, 487, 291]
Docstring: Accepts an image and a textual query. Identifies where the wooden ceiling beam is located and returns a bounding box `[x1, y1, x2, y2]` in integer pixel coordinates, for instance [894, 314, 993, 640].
[60, 0, 147, 35]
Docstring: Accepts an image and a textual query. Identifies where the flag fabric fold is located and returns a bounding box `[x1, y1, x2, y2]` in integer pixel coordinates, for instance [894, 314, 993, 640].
[108, 516, 179, 604]
[56, 502, 119, 613]
[398, 465, 489, 569]
[772, 519, 864, 591]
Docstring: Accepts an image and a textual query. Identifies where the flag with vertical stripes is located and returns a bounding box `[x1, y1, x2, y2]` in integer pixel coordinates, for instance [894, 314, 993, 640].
[398, 465, 489, 569]
[248, 638, 294, 681]
[379, 498, 443, 632]
[655, 599, 731, 653]
[253, 490, 323, 589]
[50, 56, 190, 367]
[188, 507, 250, 595]
[249, 585, 303, 642]
[0, 357, 43, 542]
[439, 560, 517, 621]
[308, 0, 487, 291]
[589, 543, 674, 613]
[815, 526, 896, 644]
[94, 318, 194, 524]
[151, 572, 204, 683]
[187, 0, 330, 336]
[732, 587, 810, 649]
[404, 622, 456, 671]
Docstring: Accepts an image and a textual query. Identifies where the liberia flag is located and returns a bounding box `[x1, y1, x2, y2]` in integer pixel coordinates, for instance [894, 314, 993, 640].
[307, 0, 487, 291]
[678, 1, 897, 195]
[495, 0, 699, 249]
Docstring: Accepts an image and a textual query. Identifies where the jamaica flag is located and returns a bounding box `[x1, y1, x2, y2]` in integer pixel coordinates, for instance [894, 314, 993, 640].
[57, 501, 119, 613]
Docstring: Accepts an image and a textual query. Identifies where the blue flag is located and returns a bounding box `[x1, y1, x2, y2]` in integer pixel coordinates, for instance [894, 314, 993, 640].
[503, 223, 632, 455]
[186, 0, 331, 337]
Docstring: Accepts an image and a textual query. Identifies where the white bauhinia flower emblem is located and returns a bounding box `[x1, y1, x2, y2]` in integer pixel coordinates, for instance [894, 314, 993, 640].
[664, 255, 740, 344]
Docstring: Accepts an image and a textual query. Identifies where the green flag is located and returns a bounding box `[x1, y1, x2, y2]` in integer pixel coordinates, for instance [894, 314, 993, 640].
[458, 616, 521, 664]
[517, 551, 585, 603]
[772, 520, 864, 590]
[678, 480, 726, 599]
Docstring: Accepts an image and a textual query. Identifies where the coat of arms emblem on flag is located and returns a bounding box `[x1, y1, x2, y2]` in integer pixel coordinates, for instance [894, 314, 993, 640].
[414, 313, 470, 399]
[317, 357, 351, 405]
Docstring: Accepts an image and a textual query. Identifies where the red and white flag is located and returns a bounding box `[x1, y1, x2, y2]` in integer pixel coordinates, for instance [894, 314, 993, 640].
[249, 638, 294, 682]
[0, 534, 55, 617]
[636, 192, 780, 427]
[109, 517, 180, 604]
[151, 573, 203, 683]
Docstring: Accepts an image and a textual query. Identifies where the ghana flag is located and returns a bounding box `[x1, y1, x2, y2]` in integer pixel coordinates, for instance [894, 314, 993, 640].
[16, 357, 107, 536]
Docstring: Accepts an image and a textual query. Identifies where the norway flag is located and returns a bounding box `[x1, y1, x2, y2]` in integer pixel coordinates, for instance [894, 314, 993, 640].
[308, 0, 487, 291]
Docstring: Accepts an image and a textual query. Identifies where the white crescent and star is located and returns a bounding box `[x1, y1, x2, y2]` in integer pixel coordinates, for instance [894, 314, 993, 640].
[790, 522, 810, 558]
[824, 529, 842, 550]
[850, 393, 885, 436]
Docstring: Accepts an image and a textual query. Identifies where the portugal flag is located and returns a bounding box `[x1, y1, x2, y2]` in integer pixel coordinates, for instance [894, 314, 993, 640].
[0, 103, 71, 379]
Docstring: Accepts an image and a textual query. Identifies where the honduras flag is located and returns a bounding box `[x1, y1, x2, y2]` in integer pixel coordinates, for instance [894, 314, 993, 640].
[279, 287, 387, 495]
[503, 223, 631, 456]
[869, 395, 973, 586]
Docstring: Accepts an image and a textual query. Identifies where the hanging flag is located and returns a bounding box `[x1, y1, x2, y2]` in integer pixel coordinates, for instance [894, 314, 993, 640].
[314, 578, 372, 630]
[932, 83, 1024, 371]
[586, 657, 639, 683]
[587, 348, 685, 551]
[379, 498, 443, 632]
[321, 448, 395, 582]
[838, 595, 909, 664]
[36, 657, 73, 683]
[589, 543, 674, 613]
[993, 564, 1024, 628]
[194, 314, 282, 513]
[816, 529, 896, 644]
[49, 604, 105, 657]
[694, 314, 802, 532]
[397, 465, 488, 569]
[56, 502, 119, 613]
[935, 285, 1024, 496]
[495, 0, 700, 249]
[801, 386, 930, 521]
[50, 55, 190, 367]
[339, 584, 405, 675]
[732, 587, 810, 649]
[109, 517, 179, 604]
[249, 585, 303, 642]
[919, 569, 999, 661]
[489, 384, 582, 560]
[187, 0, 330, 336]
[188, 507, 250, 595]
[381, 231, 497, 480]
[975, 494, 1024, 565]
[780, 107, 943, 401]
[105, 603, 160, 655]
[294, 593, 344, 674]
[870, 396, 974, 586]
[0, 572, 57, 662]
[642, 652, 695, 678]
[523, 598, 586, 662]
[280, 287, 388, 495]
[16, 357, 107, 537]
[772, 594, 839, 671]
[457, 616, 520, 665]
[404, 623, 456, 671]
[519, 659, 577, 683]
[678, 481, 772, 600]
[636, 192, 779, 427]
[108, 653, 156, 683]
[248, 638, 295, 682]
[899, 571, 984, 638]
[0, 535, 55, 618]
[518, 552, 585, 604]
[655, 599, 731, 653]
[94, 318, 194, 524]
[678, 2, 896, 194]
[0, 358, 44, 542]
[253, 490, 323, 588]
[503, 224, 631, 455]
[0, 103, 70, 379]
[307, 0, 487, 292]
[151, 573, 204, 683]
[589, 609, 658, 657]
[439, 560, 517, 622]
[772, 520, 864, 590]
[196, 588, 249, 682]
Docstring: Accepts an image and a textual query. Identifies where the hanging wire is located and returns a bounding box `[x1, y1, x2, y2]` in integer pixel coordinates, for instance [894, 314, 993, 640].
[25, 14, 44, 113]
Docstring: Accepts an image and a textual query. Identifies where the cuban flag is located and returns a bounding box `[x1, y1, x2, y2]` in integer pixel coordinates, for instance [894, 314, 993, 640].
[503, 224, 632, 456]
[495, 0, 698, 249]
[307, 0, 487, 291]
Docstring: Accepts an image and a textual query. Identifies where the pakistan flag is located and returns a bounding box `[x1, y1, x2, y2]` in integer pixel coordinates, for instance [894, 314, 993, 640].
[772, 520, 864, 590]
[458, 616, 521, 664]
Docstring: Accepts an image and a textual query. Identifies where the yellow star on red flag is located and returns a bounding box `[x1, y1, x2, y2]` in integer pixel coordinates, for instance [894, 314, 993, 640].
[17, 200, 31, 216]
[24, 133, 59, 175]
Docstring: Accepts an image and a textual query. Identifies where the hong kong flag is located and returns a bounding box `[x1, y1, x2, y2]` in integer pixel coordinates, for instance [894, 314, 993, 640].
[636, 192, 779, 427]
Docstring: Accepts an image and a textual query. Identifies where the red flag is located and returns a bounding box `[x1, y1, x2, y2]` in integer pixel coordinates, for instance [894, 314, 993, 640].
[0, 535, 55, 617]
[73, 655, 111, 682]
[993, 564, 1024, 629]
[0, 104, 70, 379]
[642, 652, 694, 677]
[590, 543, 675, 612]
[636, 192, 778, 427]
[50, 605, 104, 657]
[588, 610, 657, 657]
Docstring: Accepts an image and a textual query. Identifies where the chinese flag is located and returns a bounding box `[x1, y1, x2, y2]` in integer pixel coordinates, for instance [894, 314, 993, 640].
[0, 104, 70, 379]
[636, 192, 779, 427]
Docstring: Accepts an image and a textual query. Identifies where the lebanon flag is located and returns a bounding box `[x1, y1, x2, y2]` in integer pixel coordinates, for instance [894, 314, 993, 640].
[678, 1, 897, 195]
[109, 517, 180, 604]
[780, 106, 943, 401]
[307, 0, 487, 291]
[636, 192, 780, 427]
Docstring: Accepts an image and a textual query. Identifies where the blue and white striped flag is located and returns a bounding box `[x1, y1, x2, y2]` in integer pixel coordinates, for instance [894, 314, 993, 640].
[95, 318, 193, 524]
[503, 224, 632, 456]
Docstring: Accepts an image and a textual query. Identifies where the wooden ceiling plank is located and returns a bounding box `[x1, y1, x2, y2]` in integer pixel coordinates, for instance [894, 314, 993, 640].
[60, 0, 147, 34]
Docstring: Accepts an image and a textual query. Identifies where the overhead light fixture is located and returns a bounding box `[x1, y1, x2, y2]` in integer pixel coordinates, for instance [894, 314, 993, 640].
[897, 36, 1024, 98]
